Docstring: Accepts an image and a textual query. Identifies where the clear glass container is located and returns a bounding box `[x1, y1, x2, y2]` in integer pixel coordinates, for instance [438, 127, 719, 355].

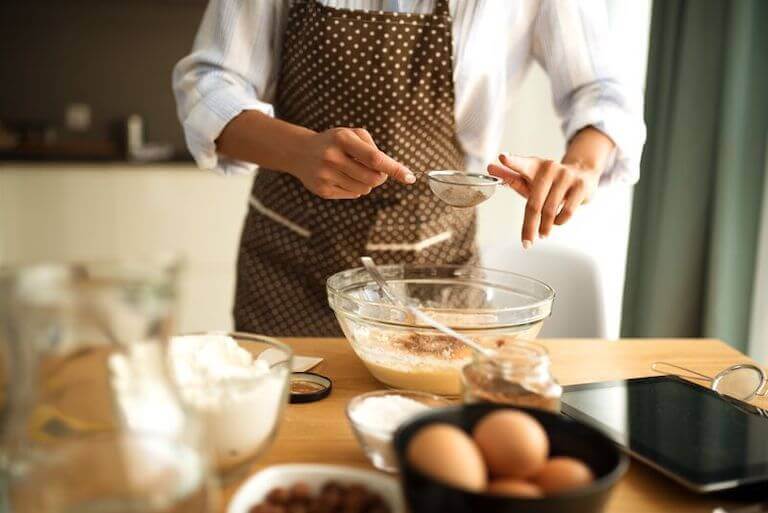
[346, 390, 450, 473]
[327, 264, 554, 396]
[171, 332, 292, 484]
[0, 260, 217, 513]
[462, 340, 562, 412]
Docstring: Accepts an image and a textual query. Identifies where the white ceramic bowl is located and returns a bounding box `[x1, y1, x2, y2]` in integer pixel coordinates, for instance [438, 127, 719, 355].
[227, 464, 405, 513]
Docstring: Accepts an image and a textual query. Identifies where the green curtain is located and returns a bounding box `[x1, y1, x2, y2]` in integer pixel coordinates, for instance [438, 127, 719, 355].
[622, 0, 768, 351]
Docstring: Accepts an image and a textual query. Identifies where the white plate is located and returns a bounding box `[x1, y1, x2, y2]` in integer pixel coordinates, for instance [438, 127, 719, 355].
[227, 464, 405, 513]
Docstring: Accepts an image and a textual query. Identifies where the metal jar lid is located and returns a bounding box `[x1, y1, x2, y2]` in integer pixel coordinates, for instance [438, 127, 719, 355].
[289, 372, 332, 403]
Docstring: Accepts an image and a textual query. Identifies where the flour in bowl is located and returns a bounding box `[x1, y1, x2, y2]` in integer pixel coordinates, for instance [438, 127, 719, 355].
[347, 393, 439, 472]
[170, 334, 271, 393]
[350, 394, 431, 432]
[170, 334, 289, 470]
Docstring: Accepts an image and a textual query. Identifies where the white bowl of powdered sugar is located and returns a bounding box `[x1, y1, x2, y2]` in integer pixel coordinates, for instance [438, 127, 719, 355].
[170, 332, 293, 482]
[347, 390, 451, 473]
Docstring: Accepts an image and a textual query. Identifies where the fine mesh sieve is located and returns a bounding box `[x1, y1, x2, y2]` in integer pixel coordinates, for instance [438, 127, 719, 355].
[426, 170, 503, 208]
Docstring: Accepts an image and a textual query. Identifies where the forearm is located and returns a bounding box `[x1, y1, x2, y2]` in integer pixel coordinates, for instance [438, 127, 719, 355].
[215, 110, 413, 199]
[216, 110, 314, 175]
[562, 127, 616, 177]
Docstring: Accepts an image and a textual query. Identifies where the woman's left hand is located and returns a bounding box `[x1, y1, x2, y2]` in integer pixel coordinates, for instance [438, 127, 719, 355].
[488, 154, 601, 248]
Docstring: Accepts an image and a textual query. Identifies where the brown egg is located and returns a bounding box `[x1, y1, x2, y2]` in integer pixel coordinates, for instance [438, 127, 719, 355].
[534, 457, 594, 494]
[407, 423, 487, 492]
[487, 479, 543, 498]
[472, 410, 549, 479]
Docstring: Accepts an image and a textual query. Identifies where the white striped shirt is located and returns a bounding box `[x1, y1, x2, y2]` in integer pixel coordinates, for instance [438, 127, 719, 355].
[173, 0, 646, 184]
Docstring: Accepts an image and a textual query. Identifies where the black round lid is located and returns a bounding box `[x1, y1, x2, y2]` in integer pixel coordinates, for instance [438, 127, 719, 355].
[289, 372, 332, 403]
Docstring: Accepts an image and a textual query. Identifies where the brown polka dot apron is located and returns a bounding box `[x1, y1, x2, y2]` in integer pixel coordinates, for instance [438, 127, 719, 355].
[234, 0, 476, 336]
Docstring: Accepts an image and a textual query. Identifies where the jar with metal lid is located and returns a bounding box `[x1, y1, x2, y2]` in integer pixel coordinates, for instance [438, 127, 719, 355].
[461, 340, 562, 412]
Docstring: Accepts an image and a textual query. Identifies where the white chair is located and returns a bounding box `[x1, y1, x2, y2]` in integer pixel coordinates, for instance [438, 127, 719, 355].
[480, 242, 607, 338]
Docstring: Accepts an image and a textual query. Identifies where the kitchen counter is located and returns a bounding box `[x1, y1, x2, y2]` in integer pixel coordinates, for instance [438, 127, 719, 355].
[224, 337, 761, 513]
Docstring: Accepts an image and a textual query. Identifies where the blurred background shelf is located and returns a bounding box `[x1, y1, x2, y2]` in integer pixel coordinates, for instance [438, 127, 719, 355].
[0, 0, 205, 162]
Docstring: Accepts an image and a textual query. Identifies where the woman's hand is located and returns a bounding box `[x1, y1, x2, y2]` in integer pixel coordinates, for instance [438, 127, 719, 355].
[488, 127, 615, 248]
[488, 155, 601, 248]
[290, 127, 415, 200]
[216, 111, 414, 200]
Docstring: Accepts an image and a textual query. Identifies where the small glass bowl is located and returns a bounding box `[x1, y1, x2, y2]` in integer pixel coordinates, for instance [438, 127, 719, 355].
[427, 171, 503, 207]
[346, 390, 451, 473]
[171, 332, 293, 484]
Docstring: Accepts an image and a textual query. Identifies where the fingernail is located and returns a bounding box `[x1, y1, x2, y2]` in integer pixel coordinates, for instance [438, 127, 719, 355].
[522, 240, 532, 250]
[404, 171, 416, 184]
[540, 233, 548, 239]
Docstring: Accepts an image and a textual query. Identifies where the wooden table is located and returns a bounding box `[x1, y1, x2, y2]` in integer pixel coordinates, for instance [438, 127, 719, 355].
[223, 338, 764, 513]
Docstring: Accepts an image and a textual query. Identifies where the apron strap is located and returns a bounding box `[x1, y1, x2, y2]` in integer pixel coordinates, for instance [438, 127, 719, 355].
[433, 0, 450, 17]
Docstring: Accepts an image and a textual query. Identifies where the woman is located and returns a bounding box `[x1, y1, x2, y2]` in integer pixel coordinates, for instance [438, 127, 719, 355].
[173, 0, 645, 336]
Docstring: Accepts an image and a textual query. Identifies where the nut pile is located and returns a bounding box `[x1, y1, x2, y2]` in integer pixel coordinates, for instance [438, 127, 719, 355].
[248, 481, 392, 513]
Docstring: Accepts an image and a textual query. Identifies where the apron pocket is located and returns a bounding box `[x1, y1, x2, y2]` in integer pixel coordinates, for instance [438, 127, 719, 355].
[244, 196, 311, 271]
[249, 196, 311, 239]
[365, 230, 453, 252]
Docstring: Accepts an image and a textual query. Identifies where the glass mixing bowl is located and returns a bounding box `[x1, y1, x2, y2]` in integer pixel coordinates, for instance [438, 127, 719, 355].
[327, 265, 554, 395]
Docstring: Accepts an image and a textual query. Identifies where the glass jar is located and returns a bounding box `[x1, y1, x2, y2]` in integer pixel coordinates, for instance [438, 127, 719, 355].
[0, 260, 217, 513]
[172, 332, 293, 484]
[462, 340, 562, 412]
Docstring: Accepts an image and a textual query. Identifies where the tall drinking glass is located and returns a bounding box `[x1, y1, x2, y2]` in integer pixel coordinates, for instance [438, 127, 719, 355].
[0, 260, 217, 513]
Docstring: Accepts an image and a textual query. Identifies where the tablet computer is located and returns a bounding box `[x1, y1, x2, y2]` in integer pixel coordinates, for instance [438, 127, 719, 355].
[562, 376, 768, 493]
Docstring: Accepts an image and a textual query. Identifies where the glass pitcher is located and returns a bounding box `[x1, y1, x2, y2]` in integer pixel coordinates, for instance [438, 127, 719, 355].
[0, 260, 217, 513]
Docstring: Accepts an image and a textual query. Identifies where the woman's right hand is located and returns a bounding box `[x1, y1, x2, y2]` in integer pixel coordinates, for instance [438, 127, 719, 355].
[290, 127, 415, 200]
[217, 112, 414, 199]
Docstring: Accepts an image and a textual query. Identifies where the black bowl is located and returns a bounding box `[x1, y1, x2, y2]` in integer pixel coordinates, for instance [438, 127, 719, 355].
[393, 404, 628, 513]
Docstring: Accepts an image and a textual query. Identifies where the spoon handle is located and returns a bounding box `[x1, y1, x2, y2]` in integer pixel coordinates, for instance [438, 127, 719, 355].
[406, 306, 494, 358]
[360, 256, 403, 307]
[360, 256, 494, 358]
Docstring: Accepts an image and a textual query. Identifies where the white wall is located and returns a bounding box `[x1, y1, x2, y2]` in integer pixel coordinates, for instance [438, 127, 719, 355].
[0, 164, 251, 333]
[749, 141, 768, 363]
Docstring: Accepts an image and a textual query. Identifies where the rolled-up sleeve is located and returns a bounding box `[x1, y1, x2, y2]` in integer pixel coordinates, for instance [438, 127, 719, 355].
[172, 0, 286, 175]
[532, 0, 646, 185]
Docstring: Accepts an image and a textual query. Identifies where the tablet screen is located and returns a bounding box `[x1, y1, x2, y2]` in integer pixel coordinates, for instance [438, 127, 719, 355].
[562, 376, 768, 490]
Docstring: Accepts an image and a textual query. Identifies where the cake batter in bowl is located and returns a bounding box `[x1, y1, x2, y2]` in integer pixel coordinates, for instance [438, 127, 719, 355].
[327, 265, 554, 395]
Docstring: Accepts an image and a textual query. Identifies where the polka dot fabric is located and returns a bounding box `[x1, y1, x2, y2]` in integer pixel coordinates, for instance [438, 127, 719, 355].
[235, 0, 476, 336]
